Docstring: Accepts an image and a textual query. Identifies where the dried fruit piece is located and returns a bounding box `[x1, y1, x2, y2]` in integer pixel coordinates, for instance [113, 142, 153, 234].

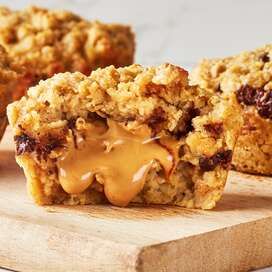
[14, 134, 36, 155]
[236, 85, 258, 106]
[199, 150, 232, 172]
[256, 90, 272, 119]
[260, 52, 270, 63]
[175, 102, 200, 137]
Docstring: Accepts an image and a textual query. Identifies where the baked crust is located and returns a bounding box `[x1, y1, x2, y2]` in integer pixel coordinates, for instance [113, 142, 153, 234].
[190, 44, 272, 175]
[0, 5, 135, 98]
[8, 64, 242, 209]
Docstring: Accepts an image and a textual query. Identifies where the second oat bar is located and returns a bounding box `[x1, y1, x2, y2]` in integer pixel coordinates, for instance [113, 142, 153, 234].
[190, 44, 272, 175]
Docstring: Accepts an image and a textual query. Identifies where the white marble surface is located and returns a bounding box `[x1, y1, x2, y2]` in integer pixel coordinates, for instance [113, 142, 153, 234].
[0, 0, 271, 271]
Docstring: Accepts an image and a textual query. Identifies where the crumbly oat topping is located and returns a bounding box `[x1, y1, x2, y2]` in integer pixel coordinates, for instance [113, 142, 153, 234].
[190, 44, 272, 113]
[8, 64, 200, 139]
[0, 5, 135, 83]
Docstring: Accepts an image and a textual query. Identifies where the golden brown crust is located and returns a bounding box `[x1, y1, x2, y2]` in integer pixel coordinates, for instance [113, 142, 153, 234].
[8, 64, 242, 209]
[190, 44, 272, 175]
[0, 5, 135, 97]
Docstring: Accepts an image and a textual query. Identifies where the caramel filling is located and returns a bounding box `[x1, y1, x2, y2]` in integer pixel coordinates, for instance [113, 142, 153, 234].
[57, 119, 179, 206]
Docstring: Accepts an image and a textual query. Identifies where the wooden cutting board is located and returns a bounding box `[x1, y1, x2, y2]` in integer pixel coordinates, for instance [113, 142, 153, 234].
[0, 128, 271, 272]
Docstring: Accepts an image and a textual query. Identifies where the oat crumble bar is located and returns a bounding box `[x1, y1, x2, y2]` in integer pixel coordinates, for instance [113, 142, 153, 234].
[190, 44, 272, 175]
[7, 64, 242, 209]
[0, 5, 135, 98]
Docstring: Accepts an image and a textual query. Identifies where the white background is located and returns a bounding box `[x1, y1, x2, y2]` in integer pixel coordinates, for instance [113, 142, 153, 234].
[0, 0, 271, 271]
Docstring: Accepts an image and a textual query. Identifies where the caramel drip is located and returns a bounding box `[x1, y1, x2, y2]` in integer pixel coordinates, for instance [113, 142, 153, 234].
[57, 119, 179, 207]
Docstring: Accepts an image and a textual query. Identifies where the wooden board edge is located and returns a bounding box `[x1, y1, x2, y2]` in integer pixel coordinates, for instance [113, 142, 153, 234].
[0, 215, 141, 272]
[137, 217, 272, 272]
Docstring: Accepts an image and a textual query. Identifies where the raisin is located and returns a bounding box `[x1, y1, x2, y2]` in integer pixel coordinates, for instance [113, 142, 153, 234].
[14, 134, 36, 155]
[199, 150, 232, 172]
[256, 89, 272, 119]
[175, 102, 200, 137]
[261, 53, 270, 63]
[199, 156, 216, 172]
[236, 85, 272, 120]
[236, 85, 258, 105]
[204, 122, 223, 137]
[147, 107, 166, 133]
[14, 132, 64, 157]
[213, 150, 232, 166]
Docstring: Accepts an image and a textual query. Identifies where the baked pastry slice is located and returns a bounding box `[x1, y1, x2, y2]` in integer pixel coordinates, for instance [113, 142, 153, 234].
[0, 5, 135, 99]
[0, 45, 19, 141]
[7, 64, 242, 209]
[190, 44, 272, 175]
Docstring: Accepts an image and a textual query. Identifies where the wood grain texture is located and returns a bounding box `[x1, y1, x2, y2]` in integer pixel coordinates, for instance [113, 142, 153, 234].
[0, 127, 271, 272]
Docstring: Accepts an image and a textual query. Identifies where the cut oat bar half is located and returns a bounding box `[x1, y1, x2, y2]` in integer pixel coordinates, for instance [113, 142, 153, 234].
[8, 64, 242, 209]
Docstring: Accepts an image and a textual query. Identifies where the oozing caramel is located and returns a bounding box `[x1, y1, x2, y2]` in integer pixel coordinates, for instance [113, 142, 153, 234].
[57, 119, 179, 206]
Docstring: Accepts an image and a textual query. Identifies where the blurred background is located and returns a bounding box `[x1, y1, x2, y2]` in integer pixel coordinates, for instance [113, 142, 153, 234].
[0, 0, 271, 70]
